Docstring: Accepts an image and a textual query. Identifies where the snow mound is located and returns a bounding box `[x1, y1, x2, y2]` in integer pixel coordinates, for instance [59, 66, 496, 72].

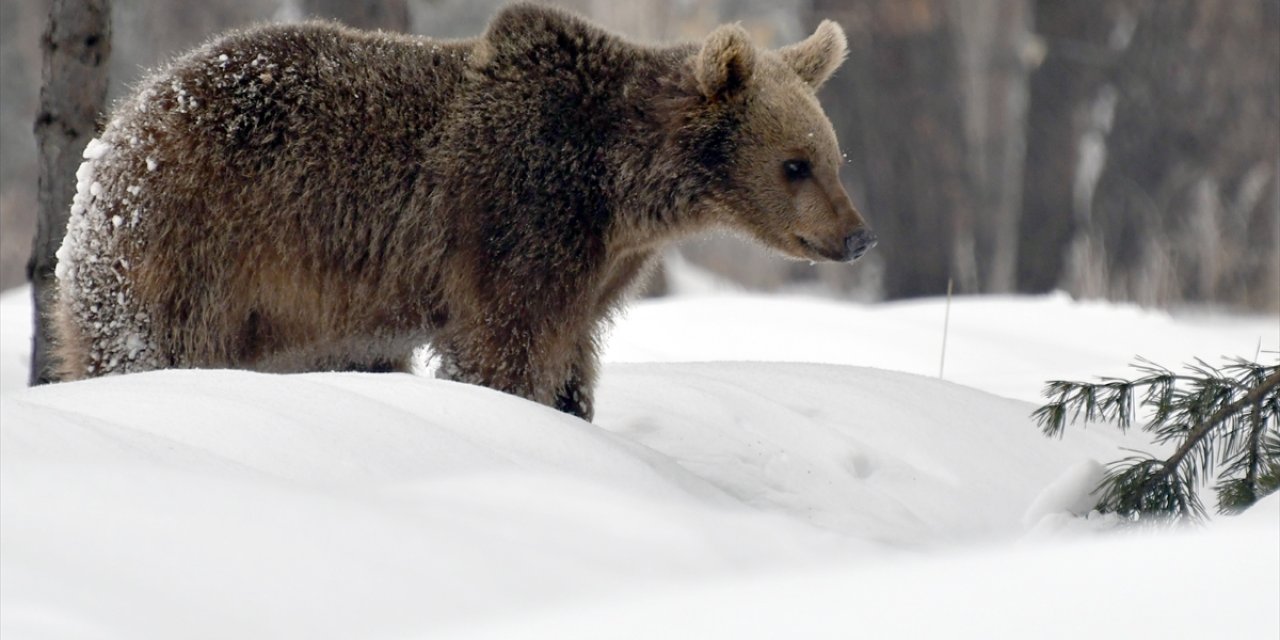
[1, 286, 1276, 638]
[596, 363, 1146, 545]
[1, 368, 851, 639]
[4, 361, 1262, 639]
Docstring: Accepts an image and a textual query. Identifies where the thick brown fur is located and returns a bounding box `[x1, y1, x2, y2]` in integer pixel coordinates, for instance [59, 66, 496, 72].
[52, 3, 872, 420]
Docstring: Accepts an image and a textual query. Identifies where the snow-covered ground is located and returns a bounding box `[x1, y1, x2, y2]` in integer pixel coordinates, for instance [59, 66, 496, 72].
[602, 288, 1276, 403]
[1, 283, 1277, 639]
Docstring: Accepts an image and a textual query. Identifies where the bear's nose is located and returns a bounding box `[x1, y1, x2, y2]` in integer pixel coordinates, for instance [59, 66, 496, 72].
[843, 228, 878, 262]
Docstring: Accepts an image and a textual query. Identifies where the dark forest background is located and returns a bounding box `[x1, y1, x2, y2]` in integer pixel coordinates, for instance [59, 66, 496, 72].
[3, 0, 1277, 310]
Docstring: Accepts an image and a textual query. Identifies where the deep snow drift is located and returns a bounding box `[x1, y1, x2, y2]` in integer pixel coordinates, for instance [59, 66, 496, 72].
[1, 285, 1277, 639]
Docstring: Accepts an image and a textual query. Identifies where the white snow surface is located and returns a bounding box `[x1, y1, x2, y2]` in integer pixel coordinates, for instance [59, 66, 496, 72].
[0, 284, 1277, 639]
[602, 290, 1278, 403]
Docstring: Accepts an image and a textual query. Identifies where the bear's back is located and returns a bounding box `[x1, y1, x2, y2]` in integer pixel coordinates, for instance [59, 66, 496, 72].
[113, 23, 469, 185]
[83, 23, 475, 280]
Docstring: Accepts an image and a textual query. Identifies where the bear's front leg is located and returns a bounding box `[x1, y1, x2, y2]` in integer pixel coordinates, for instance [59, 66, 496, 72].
[547, 328, 602, 421]
[434, 318, 593, 420]
[553, 357, 596, 422]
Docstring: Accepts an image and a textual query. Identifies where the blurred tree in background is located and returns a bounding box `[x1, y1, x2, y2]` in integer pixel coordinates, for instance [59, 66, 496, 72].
[1077, 0, 1280, 310]
[1018, 0, 1124, 296]
[4, 0, 1277, 311]
[29, 0, 111, 384]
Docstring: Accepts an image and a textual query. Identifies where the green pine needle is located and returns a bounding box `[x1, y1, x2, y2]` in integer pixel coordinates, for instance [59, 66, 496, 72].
[1034, 356, 1280, 523]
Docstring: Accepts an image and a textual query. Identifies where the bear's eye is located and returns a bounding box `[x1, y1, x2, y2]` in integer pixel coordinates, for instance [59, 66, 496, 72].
[782, 159, 811, 182]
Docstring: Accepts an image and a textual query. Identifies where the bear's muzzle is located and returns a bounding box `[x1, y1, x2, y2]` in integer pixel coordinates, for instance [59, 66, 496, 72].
[842, 227, 878, 263]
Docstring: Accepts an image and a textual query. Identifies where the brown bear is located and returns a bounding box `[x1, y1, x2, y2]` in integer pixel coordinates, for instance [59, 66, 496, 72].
[52, 2, 874, 421]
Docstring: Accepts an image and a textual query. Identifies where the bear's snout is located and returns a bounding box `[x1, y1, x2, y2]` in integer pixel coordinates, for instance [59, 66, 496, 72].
[796, 226, 877, 262]
[842, 227, 878, 263]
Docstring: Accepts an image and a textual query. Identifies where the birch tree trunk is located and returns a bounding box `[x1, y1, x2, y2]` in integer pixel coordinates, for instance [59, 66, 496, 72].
[29, 0, 111, 385]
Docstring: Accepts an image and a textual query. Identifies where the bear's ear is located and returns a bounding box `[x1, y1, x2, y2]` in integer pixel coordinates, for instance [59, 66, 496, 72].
[779, 20, 847, 90]
[695, 24, 755, 100]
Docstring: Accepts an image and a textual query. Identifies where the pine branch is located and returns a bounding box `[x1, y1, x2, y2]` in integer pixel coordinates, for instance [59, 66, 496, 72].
[1160, 368, 1280, 478]
[1217, 365, 1280, 513]
[1035, 357, 1280, 521]
[1095, 456, 1205, 521]
[1242, 397, 1264, 487]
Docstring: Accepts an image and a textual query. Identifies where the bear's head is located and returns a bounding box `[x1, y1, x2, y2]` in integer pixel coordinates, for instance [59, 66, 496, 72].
[686, 20, 875, 263]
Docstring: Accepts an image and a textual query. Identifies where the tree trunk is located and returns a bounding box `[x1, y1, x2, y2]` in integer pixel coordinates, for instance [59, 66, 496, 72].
[948, 0, 1032, 293]
[29, 0, 111, 385]
[295, 0, 410, 31]
[823, 0, 977, 299]
[1017, 0, 1127, 293]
